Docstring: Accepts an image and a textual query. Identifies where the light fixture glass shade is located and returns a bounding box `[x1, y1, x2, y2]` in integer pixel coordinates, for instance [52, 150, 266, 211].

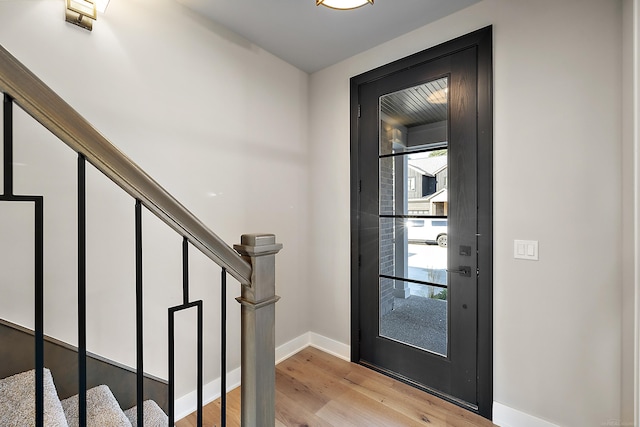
[95, 0, 110, 13]
[316, 0, 373, 10]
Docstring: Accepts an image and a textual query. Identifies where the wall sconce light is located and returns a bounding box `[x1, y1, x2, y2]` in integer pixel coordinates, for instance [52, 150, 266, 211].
[391, 128, 404, 145]
[65, 0, 97, 31]
[316, 0, 373, 10]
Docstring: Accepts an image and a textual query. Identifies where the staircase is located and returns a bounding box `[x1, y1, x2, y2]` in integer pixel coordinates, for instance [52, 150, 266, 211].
[0, 369, 168, 427]
[0, 41, 282, 427]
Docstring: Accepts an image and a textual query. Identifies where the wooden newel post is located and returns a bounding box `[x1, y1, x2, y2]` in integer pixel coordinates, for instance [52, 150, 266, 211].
[234, 234, 282, 427]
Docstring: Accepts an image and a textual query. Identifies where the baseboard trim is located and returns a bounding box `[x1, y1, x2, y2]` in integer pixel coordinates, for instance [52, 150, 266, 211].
[275, 333, 312, 364]
[174, 366, 242, 421]
[308, 332, 350, 361]
[493, 402, 560, 427]
[175, 331, 350, 421]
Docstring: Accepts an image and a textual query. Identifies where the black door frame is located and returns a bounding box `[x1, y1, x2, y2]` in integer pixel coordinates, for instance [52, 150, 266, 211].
[349, 26, 493, 419]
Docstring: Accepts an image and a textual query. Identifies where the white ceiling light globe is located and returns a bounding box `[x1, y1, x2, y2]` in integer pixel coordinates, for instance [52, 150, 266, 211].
[316, 0, 373, 10]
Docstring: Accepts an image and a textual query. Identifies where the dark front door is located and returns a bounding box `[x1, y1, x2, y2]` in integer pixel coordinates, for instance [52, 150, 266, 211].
[350, 27, 493, 418]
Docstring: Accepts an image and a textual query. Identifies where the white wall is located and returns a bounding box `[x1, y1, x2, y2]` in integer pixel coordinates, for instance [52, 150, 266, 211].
[309, 0, 626, 425]
[0, 0, 310, 398]
[0, 0, 632, 424]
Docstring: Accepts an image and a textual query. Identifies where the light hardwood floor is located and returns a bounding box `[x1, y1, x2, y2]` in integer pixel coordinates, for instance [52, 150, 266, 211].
[176, 347, 496, 427]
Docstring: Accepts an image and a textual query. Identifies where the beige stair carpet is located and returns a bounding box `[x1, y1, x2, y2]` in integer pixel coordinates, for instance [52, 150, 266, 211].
[124, 399, 169, 427]
[0, 368, 69, 427]
[61, 384, 132, 427]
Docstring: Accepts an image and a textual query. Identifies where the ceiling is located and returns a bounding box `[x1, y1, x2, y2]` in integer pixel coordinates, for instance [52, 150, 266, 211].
[381, 77, 448, 128]
[175, 0, 481, 73]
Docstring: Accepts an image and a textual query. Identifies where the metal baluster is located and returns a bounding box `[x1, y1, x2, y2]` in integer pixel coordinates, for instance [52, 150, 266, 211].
[3, 94, 13, 197]
[168, 299, 203, 426]
[183, 237, 189, 305]
[78, 154, 87, 427]
[221, 268, 227, 427]
[135, 200, 144, 427]
[167, 239, 204, 426]
[3, 93, 45, 427]
[168, 307, 175, 425]
[197, 299, 203, 427]
[29, 86, 44, 426]
[181, 239, 204, 427]
[34, 196, 44, 427]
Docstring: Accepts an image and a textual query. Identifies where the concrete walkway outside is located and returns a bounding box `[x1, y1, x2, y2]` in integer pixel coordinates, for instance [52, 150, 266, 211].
[380, 295, 447, 356]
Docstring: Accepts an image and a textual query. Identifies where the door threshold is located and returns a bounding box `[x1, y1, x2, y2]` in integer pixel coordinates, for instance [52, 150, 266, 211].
[358, 359, 480, 414]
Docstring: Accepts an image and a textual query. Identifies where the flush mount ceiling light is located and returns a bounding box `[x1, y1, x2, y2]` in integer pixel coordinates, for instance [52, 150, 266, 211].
[316, 0, 373, 10]
[427, 88, 448, 104]
[65, 0, 96, 31]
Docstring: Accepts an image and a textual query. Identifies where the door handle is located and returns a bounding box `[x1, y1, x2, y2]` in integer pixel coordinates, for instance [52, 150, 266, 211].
[447, 266, 471, 277]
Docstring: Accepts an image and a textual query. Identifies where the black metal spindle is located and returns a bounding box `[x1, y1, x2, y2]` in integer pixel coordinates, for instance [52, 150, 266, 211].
[168, 299, 203, 427]
[221, 267, 227, 427]
[168, 244, 204, 427]
[197, 300, 203, 427]
[182, 237, 204, 426]
[77, 154, 87, 427]
[168, 308, 175, 425]
[4, 93, 44, 426]
[34, 196, 44, 427]
[3, 94, 13, 197]
[183, 237, 189, 305]
[135, 200, 144, 427]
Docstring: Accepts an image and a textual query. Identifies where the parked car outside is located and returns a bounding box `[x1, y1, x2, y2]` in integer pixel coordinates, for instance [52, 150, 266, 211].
[407, 218, 447, 247]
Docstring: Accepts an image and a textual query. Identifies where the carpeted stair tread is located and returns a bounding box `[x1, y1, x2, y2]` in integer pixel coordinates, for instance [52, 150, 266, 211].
[124, 399, 169, 427]
[0, 368, 69, 427]
[61, 384, 132, 427]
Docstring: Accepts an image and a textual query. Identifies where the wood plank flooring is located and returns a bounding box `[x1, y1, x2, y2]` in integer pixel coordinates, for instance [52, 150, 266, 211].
[176, 347, 496, 427]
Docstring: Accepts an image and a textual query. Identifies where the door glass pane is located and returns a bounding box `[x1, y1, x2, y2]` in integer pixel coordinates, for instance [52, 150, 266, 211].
[378, 77, 449, 356]
[379, 217, 447, 285]
[380, 152, 448, 216]
[379, 280, 447, 356]
[379, 77, 448, 156]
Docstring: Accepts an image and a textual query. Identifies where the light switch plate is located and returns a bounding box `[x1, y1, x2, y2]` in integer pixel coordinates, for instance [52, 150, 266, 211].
[514, 240, 538, 260]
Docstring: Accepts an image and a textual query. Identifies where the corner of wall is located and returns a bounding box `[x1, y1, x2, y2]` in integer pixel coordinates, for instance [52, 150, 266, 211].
[634, 0, 640, 424]
[621, 0, 636, 423]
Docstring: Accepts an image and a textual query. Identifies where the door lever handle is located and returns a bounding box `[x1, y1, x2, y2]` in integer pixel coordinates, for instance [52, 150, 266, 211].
[447, 266, 471, 277]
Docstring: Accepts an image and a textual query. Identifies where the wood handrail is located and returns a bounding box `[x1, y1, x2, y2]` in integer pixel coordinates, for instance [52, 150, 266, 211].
[0, 44, 252, 285]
